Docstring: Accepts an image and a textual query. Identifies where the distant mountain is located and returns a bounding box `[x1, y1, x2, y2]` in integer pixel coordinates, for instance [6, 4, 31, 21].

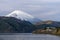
[0, 16, 36, 33]
[6, 10, 41, 23]
[35, 20, 60, 29]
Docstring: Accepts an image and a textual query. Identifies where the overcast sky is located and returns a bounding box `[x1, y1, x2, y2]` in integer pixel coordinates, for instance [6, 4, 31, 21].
[0, 0, 60, 21]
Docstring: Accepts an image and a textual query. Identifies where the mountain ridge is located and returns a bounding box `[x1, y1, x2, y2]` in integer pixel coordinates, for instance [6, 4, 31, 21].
[6, 10, 41, 23]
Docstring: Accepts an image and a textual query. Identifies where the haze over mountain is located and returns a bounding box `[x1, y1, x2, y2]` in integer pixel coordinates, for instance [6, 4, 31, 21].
[6, 10, 41, 23]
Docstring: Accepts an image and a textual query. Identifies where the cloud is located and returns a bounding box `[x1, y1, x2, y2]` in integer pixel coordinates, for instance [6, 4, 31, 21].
[40, 11, 58, 17]
[0, 0, 60, 21]
[33, 10, 60, 20]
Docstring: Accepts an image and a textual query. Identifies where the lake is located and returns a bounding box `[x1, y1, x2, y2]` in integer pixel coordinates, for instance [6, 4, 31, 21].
[0, 33, 60, 40]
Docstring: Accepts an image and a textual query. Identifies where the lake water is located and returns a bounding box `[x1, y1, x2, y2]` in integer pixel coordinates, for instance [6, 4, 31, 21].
[0, 33, 60, 40]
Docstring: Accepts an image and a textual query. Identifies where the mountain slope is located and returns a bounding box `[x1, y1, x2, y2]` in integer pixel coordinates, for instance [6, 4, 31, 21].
[6, 10, 41, 23]
[0, 16, 36, 33]
[6, 10, 34, 20]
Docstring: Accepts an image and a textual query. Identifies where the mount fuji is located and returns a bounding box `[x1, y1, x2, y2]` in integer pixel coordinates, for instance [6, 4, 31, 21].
[6, 10, 41, 23]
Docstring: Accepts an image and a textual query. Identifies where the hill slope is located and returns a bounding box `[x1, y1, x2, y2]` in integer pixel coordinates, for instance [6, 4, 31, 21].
[0, 16, 36, 33]
[35, 20, 60, 29]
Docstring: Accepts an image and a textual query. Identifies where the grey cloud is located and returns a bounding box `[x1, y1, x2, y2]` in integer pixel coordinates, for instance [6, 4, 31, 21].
[0, 0, 60, 21]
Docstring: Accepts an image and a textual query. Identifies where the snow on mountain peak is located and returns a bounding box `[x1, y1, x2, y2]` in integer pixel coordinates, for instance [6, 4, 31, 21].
[6, 10, 34, 20]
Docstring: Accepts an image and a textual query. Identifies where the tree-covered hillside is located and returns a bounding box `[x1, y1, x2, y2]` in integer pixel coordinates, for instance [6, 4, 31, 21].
[0, 16, 36, 33]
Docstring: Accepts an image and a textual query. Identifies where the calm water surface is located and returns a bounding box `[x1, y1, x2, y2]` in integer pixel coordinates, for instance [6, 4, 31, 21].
[0, 33, 60, 40]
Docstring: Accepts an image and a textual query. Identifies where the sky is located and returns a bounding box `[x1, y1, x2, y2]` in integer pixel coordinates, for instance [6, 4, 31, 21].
[0, 0, 60, 21]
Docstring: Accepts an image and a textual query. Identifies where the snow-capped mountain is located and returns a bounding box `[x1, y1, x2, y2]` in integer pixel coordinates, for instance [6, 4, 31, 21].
[6, 10, 41, 23]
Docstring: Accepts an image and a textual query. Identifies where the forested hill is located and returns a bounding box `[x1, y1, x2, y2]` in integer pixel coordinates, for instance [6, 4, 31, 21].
[0, 16, 36, 33]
